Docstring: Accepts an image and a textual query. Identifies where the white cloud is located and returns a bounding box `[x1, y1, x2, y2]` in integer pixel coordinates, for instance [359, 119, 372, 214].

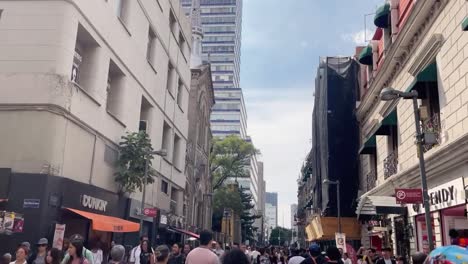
[341, 29, 374, 46]
[245, 88, 313, 228]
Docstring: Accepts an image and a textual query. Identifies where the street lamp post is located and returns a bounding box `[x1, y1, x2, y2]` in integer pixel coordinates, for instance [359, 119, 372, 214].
[380, 87, 435, 251]
[323, 179, 341, 233]
[140, 149, 167, 237]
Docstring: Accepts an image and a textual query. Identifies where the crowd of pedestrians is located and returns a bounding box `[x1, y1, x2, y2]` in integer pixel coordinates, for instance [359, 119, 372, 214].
[1, 231, 429, 264]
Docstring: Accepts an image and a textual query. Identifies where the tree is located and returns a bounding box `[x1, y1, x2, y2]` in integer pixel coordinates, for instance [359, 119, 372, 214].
[210, 135, 259, 190]
[211, 185, 242, 232]
[269, 227, 292, 246]
[115, 131, 155, 194]
[239, 187, 261, 243]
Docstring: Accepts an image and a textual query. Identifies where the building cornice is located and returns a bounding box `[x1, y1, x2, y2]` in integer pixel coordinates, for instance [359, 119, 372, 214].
[357, 0, 448, 123]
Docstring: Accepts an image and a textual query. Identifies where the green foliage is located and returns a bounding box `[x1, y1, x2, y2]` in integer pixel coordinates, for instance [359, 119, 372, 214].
[115, 131, 155, 194]
[269, 227, 292, 246]
[210, 135, 259, 189]
[239, 187, 261, 243]
[213, 186, 243, 215]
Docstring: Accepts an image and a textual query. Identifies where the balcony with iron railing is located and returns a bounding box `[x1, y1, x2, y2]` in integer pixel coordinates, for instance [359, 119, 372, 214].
[383, 151, 398, 179]
[366, 169, 377, 191]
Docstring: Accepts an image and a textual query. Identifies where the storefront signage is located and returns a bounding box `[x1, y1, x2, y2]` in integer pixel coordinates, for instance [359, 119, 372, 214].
[52, 224, 66, 250]
[143, 208, 158, 218]
[23, 199, 40, 209]
[408, 178, 465, 216]
[395, 188, 423, 204]
[335, 233, 346, 253]
[81, 195, 108, 212]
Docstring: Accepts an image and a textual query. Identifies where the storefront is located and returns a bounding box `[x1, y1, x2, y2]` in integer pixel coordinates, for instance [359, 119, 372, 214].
[408, 177, 467, 253]
[0, 172, 139, 253]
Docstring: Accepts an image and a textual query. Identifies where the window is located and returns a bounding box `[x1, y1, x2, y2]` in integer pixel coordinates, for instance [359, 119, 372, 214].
[147, 27, 157, 65]
[176, 79, 184, 107]
[178, 32, 187, 56]
[161, 180, 168, 194]
[106, 60, 125, 118]
[104, 145, 118, 165]
[162, 122, 172, 156]
[72, 24, 100, 92]
[166, 63, 176, 95]
[169, 10, 177, 37]
[384, 124, 399, 179]
[171, 187, 178, 201]
[139, 96, 152, 132]
[173, 133, 182, 169]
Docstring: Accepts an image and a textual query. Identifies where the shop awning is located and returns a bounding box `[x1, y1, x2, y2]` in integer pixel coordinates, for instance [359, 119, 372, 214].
[374, 3, 390, 28]
[65, 208, 140, 233]
[358, 135, 376, 154]
[405, 63, 438, 93]
[358, 46, 373, 65]
[306, 216, 361, 241]
[374, 110, 398, 135]
[462, 17, 468, 31]
[169, 227, 200, 239]
[356, 196, 406, 219]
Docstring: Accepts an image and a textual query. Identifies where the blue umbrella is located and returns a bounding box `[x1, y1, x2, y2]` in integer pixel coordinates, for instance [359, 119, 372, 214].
[426, 246, 468, 264]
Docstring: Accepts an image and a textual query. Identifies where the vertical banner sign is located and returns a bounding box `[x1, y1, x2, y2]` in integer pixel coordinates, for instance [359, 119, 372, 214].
[53, 224, 66, 250]
[335, 232, 347, 253]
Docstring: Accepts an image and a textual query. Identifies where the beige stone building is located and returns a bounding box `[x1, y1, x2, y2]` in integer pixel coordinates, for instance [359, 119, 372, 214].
[355, 0, 468, 256]
[0, 0, 192, 247]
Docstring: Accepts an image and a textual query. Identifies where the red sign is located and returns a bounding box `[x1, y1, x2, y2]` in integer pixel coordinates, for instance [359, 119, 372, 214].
[143, 208, 158, 218]
[395, 188, 423, 204]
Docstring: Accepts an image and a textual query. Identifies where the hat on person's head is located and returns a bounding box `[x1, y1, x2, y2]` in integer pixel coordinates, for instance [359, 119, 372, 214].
[308, 244, 321, 256]
[37, 238, 48, 245]
[21, 242, 31, 250]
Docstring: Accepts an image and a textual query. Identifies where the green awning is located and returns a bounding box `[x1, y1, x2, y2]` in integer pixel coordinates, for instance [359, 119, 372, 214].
[359, 135, 376, 155]
[462, 17, 468, 31]
[358, 46, 373, 65]
[405, 62, 438, 93]
[374, 3, 391, 28]
[375, 110, 398, 135]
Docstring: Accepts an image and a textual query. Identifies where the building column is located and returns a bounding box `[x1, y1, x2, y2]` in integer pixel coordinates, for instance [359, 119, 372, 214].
[390, 0, 400, 42]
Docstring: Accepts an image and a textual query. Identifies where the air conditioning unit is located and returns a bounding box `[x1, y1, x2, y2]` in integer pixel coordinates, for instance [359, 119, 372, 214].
[139, 120, 148, 132]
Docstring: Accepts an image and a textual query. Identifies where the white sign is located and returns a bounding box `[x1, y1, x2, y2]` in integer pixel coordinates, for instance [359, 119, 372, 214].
[81, 195, 108, 212]
[335, 232, 347, 253]
[52, 224, 66, 250]
[408, 178, 466, 216]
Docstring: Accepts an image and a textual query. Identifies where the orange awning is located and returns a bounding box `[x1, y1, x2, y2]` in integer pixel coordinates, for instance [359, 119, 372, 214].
[65, 208, 139, 233]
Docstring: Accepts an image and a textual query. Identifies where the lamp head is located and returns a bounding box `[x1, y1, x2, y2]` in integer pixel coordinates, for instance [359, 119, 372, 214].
[380, 87, 401, 101]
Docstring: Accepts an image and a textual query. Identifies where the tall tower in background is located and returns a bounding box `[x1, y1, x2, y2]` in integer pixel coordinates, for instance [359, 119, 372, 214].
[181, 0, 247, 138]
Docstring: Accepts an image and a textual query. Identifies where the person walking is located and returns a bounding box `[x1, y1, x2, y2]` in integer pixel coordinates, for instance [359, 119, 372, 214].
[28, 238, 49, 264]
[375, 248, 395, 264]
[411, 252, 427, 264]
[46, 248, 62, 264]
[108, 245, 125, 264]
[167, 244, 184, 264]
[221, 249, 250, 264]
[326, 247, 343, 264]
[185, 230, 219, 264]
[154, 246, 170, 264]
[2, 254, 12, 264]
[65, 238, 89, 264]
[90, 242, 103, 264]
[258, 248, 271, 264]
[129, 236, 153, 264]
[182, 245, 191, 258]
[300, 244, 327, 264]
[11, 246, 29, 264]
[61, 235, 94, 264]
[138, 241, 154, 264]
[342, 253, 352, 264]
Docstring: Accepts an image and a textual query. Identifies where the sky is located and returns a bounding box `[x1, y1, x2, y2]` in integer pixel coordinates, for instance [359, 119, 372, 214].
[240, 0, 383, 228]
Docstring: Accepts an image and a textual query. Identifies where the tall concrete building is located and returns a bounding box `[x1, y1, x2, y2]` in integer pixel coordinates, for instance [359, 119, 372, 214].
[0, 0, 192, 250]
[290, 204, 298, 244]
[265, 192, 278, 230]
[180, 0, 247, 138]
